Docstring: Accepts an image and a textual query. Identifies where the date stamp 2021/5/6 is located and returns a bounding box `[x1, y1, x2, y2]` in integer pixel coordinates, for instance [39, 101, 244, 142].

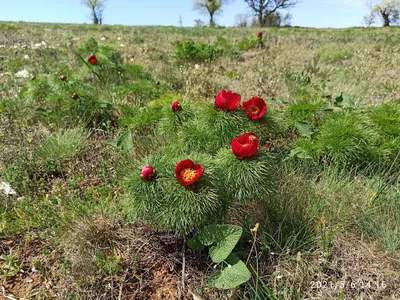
[310, 278, 387, 290]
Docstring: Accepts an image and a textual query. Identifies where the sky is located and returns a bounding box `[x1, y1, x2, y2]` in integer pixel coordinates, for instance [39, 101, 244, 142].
[0, 0, 383, 28]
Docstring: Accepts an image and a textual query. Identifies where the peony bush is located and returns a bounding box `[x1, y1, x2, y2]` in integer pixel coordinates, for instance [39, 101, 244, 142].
[123, 89, 276, 235]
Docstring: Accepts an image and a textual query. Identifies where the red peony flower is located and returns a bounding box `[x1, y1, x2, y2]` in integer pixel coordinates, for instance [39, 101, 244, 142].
[242, 97, 267, 120]
[140, 166, 157, 181]
[231, 133, 259, 159]
[71, 93, 79, 100]
[214, 90, 241, 111]
[171, 101, 182, 113]
[258, 32, 263, 39]
[175, 159, 203, 186]
[88, 55, 98, 65]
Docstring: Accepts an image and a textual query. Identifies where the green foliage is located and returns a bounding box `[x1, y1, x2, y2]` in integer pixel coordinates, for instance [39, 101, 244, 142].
[237, 36, 259, 51]
[122, 151, 222, 235]
[314, 113, 375, 165]
[180, 104, 275, 155]
[314, 46, 355, 63]
[125, 64, 153, 81]
[192, 224, 243, 263]
[118, 80, 170, 106]
[286, 98, 326, 126]
[95, 253, 123, 276]
[79, 37, 99, 53]
[214, 149, 274, 204]
[188, 224, 251, 289]
[369, 102, 400, 138]
[175, 39, 225, 62]
[284, 71, 311, 96]
[290, 113, 377, 168]
[208, 256, 251, 289]
[35, 128, 87, 173]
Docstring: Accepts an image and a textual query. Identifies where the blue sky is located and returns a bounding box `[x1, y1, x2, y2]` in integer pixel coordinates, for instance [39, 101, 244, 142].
[0, 0, 381, 28]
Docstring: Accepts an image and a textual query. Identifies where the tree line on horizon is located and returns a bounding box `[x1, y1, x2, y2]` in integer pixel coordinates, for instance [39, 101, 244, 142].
[83, 0, 400, 28]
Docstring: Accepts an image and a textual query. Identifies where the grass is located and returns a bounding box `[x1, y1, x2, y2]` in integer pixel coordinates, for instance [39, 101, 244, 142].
[0, 22, 400, 299]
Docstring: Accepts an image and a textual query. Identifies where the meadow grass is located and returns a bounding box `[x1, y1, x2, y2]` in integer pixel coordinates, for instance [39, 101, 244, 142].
[0, 22, 400, 299]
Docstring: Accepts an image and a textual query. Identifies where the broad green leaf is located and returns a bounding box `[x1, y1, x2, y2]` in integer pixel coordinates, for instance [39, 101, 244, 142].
[116, 129, 133, 151]
[295, 121, 315, 138]
[208, 259, 251, 289]
[187, 236, 204, 251]
[198, 224, 242, 263]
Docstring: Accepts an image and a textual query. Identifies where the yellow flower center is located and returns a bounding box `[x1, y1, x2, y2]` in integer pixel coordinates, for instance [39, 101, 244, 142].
[240, 135, 257, 147]
[180, 168, 197, 182]
[248, 104, 260, 115]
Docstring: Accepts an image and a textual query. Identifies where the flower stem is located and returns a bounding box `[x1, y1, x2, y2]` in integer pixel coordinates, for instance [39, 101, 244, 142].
[181, 236, 186, 299]
[175, 112, 182, 125]
[75, 51, 105, 83]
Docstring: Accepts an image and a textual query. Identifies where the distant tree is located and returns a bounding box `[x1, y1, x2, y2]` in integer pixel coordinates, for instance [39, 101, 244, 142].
[193, 0, 231, 27]
[369, 0, 400, 26]
[194, 19, 206, 27]
[82, 0, 106, 25]
[244, 0, 300, 27]
[235, 13, 250, 27]
[251, 11, 291, 27]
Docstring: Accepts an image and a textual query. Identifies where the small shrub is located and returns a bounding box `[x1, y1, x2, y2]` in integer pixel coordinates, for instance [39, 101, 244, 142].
[237, 36, 259, 51]
[175, 39, 224, 62]
[369, 102, 400, 138]
[35, 128, 87, 174]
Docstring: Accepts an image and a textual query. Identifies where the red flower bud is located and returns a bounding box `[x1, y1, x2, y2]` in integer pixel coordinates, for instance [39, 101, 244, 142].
[215, 90, 241, 111]
[88, 55, 98, 65]
[175, 159, 203, 186]
[72, 93, 79, 100]
[231, 133, 259, 159]
[140, 166, 157, 181]
[258, 32, 263, 39]
[242, 97, 267, 120]
[171, 101, 182, 113]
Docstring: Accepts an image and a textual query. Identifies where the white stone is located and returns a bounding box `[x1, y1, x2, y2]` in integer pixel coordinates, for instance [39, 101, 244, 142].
[15, 69, 30, 78]
[0, 182, 16, 196]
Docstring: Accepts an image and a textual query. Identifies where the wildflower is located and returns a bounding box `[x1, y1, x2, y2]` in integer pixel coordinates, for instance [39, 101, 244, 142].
[171, 101, 182, 113]
[60, 74, 67, 81]
[214, 90, 241, 111]
[71, 93, 79, 100]
[231, 133, 259, 159]
[257, 32, 263, 39]
[140, 166, 157, 181]
[242, 97, 267, 120]
[88, 55, 97, 65]
[175, 159, 203, 186]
